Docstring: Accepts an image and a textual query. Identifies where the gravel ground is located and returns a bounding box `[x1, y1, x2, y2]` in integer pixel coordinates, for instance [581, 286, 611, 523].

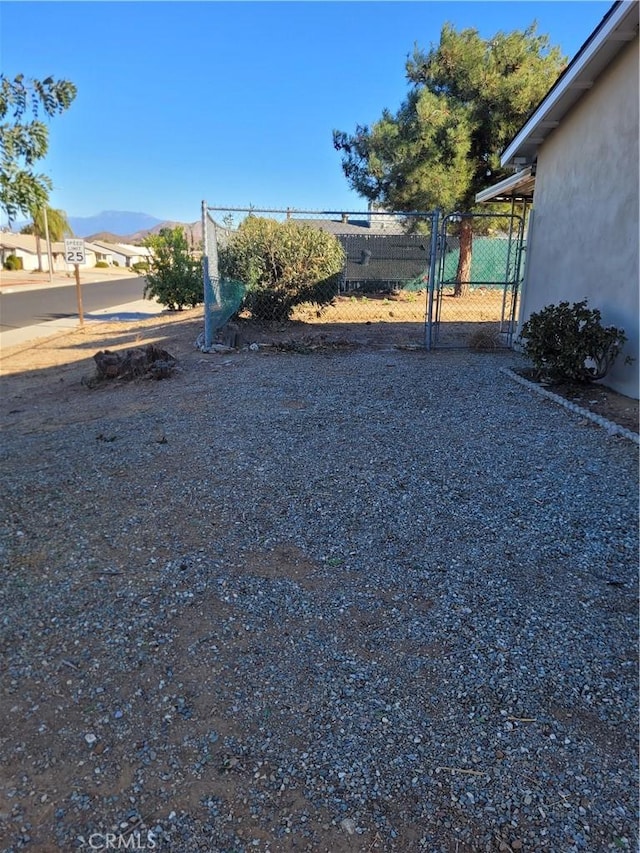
[0, 345, 638, 853]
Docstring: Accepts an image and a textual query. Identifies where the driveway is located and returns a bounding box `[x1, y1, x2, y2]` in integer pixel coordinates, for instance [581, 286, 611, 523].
[0, 321, 637, 852]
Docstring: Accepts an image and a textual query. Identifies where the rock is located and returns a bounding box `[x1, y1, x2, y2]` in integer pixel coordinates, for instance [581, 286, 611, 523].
[340, 818, 356, 835]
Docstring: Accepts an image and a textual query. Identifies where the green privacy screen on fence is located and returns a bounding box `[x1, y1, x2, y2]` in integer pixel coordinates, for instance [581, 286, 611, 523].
[440, 237, 516, 287]
[203, 274, 246, 332]
[202, 209, 247, 345]
[405, 238, 517, 291]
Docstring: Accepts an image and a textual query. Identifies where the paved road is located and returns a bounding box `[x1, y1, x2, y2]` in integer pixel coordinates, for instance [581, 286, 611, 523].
[0, 277, 148, 332]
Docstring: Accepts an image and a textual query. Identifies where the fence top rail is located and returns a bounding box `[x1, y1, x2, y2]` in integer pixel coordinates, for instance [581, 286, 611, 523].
[205, 205, 437, 217]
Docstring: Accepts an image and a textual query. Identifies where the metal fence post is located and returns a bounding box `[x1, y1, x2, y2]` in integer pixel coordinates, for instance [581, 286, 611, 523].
[202, 200, 213, 349]
[202, 202, 222, 350]
[425, 209, 440, 350]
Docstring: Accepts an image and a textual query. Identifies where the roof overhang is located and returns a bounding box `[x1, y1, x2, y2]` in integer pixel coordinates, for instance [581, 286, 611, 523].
[501, 1, 639, 167]
[475, 167, 536, 204]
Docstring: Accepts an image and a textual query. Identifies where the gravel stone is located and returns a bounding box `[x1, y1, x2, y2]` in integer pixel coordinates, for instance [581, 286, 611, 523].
[0, 348, 637, 852]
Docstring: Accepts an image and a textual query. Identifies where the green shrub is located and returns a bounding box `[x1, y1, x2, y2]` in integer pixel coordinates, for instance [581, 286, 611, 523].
[112, 259, 120, 267]
[519, 299, 627, 382]
[3, 254, 23, 270]
[219, 216, 344, 321]
[95, 260, 109, 268]
[143, 227, 202, 310]
[132, 261, 149, 274]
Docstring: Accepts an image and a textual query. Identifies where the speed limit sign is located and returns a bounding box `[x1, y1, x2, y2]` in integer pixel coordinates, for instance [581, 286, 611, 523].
[64, 238, 86, 265]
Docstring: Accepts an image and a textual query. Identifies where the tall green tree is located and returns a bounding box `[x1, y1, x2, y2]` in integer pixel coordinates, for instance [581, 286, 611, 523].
[0, 74, 77, 224]
[21, 206, 73, 271]
[333, 23, 565, 295]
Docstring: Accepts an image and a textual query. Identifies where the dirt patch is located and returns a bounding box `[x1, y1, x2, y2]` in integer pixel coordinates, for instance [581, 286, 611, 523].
[1, 302, 636, 434]
[515, 368, 639, 434]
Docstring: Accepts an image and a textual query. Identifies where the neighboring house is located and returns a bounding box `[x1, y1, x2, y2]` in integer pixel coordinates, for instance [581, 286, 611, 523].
[115, 243, 152, 266]
[0, 233, 42, 270]
[477, 0, 639, 398]
[89, 241, 152, 268]
[0, 233, 96, 271]
[85, 241, 114, 265]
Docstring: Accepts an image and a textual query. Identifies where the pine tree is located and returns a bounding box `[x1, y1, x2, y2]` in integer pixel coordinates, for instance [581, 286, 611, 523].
[333, 23, 565, 296]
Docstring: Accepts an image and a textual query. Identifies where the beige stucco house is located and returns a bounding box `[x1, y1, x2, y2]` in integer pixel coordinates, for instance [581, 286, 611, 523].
[89, 241, 152, 268]
[0, 232, 97, 271]
[477, 0, 639, 399]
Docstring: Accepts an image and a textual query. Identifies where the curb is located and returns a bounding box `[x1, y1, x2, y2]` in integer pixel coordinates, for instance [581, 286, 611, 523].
[501, 368, 640, 445]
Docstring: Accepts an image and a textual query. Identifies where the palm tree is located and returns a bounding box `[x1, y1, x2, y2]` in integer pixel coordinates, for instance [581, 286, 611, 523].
[21, 207, 73, 271]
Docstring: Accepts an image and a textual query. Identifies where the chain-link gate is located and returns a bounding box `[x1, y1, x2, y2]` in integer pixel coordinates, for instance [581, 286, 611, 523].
[428, 211, 526, 349]
[200, 204, 526, 351]
[201, 204, 439, 349]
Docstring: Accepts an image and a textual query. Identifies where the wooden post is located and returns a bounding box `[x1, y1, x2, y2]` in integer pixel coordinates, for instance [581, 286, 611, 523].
[75, 263, 84, 326]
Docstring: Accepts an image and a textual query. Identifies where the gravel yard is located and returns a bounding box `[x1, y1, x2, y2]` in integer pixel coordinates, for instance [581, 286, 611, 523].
[0, 315, 638, 853]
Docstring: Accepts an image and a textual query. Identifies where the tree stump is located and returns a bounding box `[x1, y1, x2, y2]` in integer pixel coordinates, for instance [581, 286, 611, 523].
[93, 345, 176, 381]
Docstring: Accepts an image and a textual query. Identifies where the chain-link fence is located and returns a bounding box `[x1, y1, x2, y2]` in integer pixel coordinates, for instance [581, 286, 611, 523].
[200, 204, 526, 350]
[201, 204, 439, 348]
[431, 211, 526, 349]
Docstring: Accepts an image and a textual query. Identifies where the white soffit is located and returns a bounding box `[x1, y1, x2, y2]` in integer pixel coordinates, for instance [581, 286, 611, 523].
[501, 1, 639, 167]
[475, 168, 535, 204]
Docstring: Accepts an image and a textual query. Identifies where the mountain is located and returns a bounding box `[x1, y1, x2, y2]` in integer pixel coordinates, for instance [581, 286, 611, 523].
[125, 220, 202, 245]
[85, 231, 130, 244]
[68, 211, 164, 238]
[86, 220, 202, 246]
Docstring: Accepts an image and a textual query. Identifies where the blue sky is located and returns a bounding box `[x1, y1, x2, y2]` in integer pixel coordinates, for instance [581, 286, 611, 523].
[2, 1, 612, 224]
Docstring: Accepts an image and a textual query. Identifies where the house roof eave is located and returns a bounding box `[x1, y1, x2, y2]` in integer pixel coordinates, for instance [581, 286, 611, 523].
[501, 1, 639, 168]
[475, 168, 536, 204]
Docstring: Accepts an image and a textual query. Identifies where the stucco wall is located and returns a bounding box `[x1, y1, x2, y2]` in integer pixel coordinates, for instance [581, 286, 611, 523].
[2, 248, 58, 271]
[519, 36, 639, 399]
[8, 249, 38, 271]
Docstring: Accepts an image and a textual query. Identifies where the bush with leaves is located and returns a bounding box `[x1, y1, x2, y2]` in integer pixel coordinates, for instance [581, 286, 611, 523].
[143, 227, 202, 311]
[519, 299, 627, 383]
[3, 254, 23, 270]
[219, 216, 345, 321]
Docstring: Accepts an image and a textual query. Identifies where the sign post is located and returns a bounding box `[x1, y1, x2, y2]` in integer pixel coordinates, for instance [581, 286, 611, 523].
[64, 239, 86, 326]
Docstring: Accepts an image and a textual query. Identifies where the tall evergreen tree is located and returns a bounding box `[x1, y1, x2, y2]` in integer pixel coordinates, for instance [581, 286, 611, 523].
[333, 23, 565, 295]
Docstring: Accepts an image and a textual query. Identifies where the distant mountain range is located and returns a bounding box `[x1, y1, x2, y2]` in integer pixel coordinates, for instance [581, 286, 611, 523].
[87, 221, 202, 246]
[69, 211, 202, 245]
[8, 210, 203, 243]
[69, 211, 163, 237]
